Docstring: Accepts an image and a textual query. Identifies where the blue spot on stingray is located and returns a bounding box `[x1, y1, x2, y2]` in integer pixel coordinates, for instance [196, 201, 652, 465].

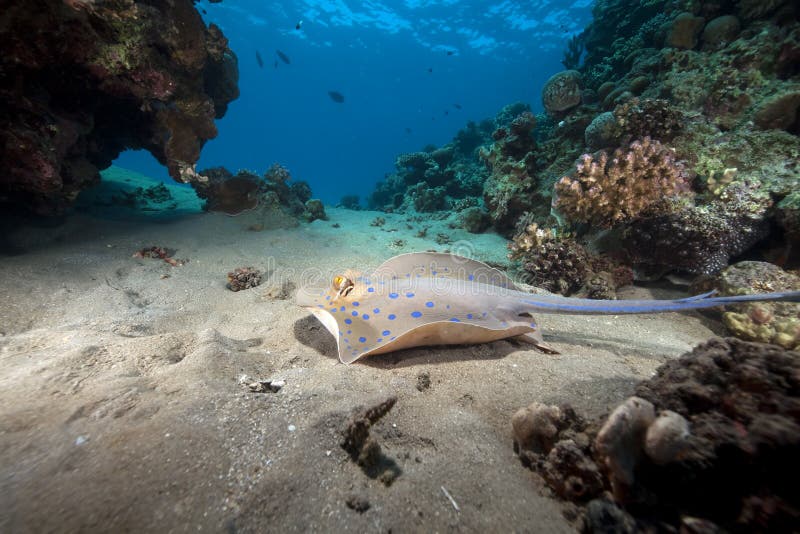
[358, 337, 367, 343]
[362, 314, 370, 320]
[382, 330, 391, 336]
[325, 296, 331, 300]
[411, 311, 422, 318]
[466, 313, 473, 319]
[468, 274, 474, 281]
[339, 332, 343, 336]
[347, 330, 352, 334]
[373, 308, 380, 314]
[352, 311, 359, 317]
[389, 292, 399, 299]
[501, 321, 508, 326]
[388, 314, 396, 320]
[446, 304, 451, 309]
[377, 338, 383, 342]
[390, 336, 396, 340]
[425, 301, 434, 307]
[352, 301, 360, 307]
[367, 287, 375, 293]
[450, 317, 460, 322]
[482, 312, 488, 317]
[317, 304, 324, 308]
[405, 273, 410, 278]
[432, 270, 437, 275]
[344, 339, 349, 344]
[406, 292, 415, 298]
[330, 308, 337, 312]
[344, 318, 352, 325]
[340, 306, 346, 312]
[529, 322, 536, 327]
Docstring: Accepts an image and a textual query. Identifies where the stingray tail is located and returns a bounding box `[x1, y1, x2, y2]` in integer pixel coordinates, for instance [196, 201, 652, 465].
[517, 290, 800, 315]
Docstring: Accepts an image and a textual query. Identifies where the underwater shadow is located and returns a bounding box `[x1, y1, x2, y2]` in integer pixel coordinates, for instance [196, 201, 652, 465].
[293, 313, 543, 368]
[540, 374, 645, 414]
[542, 329, 688, 363]
[0, 207, 205, 256]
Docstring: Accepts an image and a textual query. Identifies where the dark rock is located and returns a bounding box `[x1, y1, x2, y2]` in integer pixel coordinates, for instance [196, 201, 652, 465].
[583, 499, 637, 534]
[0, 0, 238, 214]
[341, 396, 401, 485]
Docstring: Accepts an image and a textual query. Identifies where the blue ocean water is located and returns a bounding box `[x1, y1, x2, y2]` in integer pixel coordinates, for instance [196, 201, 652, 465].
[115, 0, 592, 204]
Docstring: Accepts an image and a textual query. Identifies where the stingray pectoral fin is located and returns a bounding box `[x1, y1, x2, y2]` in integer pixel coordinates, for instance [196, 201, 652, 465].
[355, 321, 536, 361]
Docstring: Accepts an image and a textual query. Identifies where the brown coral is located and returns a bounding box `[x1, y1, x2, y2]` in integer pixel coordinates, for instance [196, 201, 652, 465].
[554, 137, 693, 228]
[542, 70, 583, 114]
[613, 98, 683, 143]
[509, 225, 589, 295]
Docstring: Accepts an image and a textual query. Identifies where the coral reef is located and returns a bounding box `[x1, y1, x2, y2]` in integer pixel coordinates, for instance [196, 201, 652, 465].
[554, 137, 693, 228]
[226, 267, 263, 292]
[693, 261, 800, 349]
[612, 98, 683, 143]
[367, 124, 490, 213]
[196, 164, 324, 222]
[457, 206, 491, 233]
[542, 71, 583, 114]
[338, 195, 361, 210]
[303, 199, 327, 222]
[364, 0, 798, 278]
[664, 12, 705, 50]
[508, 223, 632, 297]
[509, 225, 589, 295]
[622, 181, 773, 275]
[0, 0, 238, 214]
[515, 337, 800, 532]
[195, 168, 260, 215]
[480, 112, 542, 232]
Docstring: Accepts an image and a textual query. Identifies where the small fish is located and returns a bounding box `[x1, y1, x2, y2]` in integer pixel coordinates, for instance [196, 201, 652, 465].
[255, 51, 264, 68]
[297, 252, 800, 363]
[453, 103, 462, 110]
[296, 20, 303, 30]
[405, 127, 412, 134]
[276, 50, 291, 64]
[446, 51, 454, 56]
[201, 8, 207, 14]
[274, 60, 278, 69]
[427, 67, 433, 73]
[444, 110, 449, 115]
[328, 91, 345, 103]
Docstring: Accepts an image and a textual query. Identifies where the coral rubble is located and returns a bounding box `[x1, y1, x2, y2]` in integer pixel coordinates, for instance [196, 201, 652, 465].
[132, 246, 186, 267]
[226, 267, 263, 292]
[0, 0, 238, 214]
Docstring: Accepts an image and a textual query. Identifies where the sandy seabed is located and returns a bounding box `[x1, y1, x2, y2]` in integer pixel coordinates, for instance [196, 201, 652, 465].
[0, 174, 725, 533]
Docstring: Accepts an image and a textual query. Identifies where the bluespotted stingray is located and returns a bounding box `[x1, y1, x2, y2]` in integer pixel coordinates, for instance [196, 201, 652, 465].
[296, 252, 800, 364]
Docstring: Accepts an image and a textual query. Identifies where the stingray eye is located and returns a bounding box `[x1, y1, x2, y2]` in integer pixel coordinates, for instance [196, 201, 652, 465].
[333, 275, 354, 297]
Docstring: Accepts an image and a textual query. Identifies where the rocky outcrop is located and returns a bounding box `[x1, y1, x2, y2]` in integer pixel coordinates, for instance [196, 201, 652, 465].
[0, 0, 239, 214]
